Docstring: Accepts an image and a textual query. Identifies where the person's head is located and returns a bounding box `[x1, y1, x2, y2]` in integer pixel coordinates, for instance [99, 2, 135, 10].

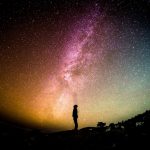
[74, 105, 78, 109]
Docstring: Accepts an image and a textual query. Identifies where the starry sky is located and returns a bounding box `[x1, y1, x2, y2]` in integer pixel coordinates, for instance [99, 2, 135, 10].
[0, 0, 150, 131]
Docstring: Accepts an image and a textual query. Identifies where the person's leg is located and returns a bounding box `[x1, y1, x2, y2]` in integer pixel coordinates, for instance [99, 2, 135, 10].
[73, 118, 76, 130]
[76, 119, 78, 130]
[74, 118, 78, 130]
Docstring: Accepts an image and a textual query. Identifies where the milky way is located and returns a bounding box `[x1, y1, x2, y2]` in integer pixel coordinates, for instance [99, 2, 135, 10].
[51, 4, 101, 118]
[0, 0, 150, 130]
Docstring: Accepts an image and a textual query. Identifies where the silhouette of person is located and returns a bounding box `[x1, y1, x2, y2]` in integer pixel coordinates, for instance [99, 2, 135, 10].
[72, 105, 78, 130]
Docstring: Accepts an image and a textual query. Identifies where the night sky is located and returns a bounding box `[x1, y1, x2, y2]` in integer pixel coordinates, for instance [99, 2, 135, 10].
[0, 0, 150, 131]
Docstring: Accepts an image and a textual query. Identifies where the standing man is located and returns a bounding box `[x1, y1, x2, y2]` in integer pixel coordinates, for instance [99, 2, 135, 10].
[72, 105, 78, 130]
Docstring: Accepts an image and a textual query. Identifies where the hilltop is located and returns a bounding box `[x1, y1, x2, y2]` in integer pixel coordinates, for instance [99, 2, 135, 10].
[0, 110, 150, 149]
